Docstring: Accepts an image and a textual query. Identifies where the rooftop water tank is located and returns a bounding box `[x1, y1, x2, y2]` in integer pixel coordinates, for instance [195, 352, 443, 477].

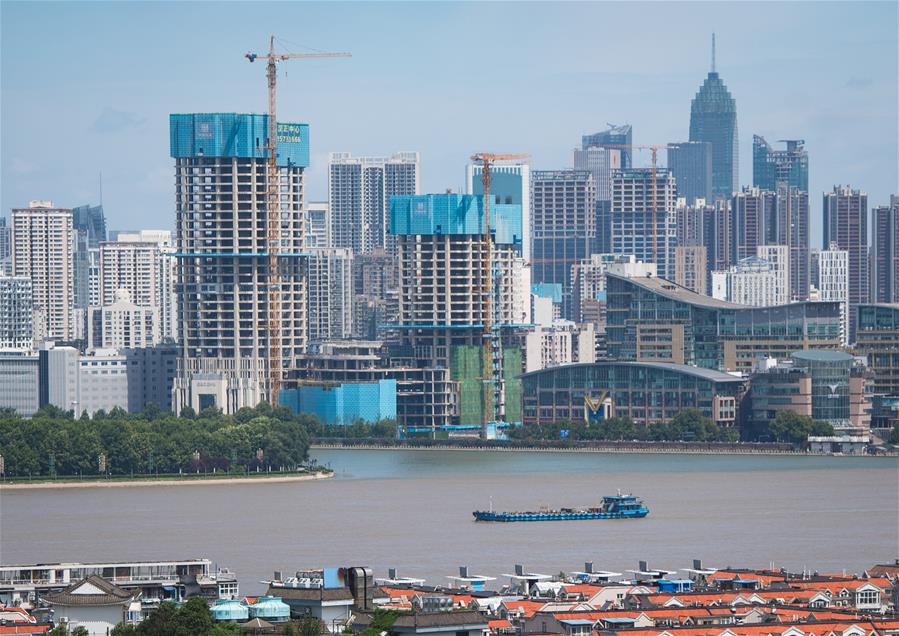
[210, 599, 249, 622]
[248, 596, 290, 623]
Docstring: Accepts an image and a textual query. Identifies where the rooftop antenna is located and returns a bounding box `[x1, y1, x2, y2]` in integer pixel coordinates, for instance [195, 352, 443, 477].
[711, 33, 716, 73]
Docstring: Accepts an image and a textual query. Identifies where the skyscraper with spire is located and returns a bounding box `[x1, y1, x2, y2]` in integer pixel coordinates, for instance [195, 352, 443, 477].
[689, 34, 739, 200]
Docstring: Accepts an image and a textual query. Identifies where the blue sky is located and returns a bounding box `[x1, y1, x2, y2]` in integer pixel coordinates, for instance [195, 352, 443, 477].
[2, 1, 896, 247]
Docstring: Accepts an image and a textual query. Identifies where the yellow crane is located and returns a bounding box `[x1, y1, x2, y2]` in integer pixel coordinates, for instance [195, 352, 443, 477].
[470, 153, 529, 424]
[246, 36, 350, 406]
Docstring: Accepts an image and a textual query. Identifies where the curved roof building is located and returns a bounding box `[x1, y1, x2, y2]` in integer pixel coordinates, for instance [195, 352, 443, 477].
[521, 360, 745, 428]
[606, 273, 842, 373]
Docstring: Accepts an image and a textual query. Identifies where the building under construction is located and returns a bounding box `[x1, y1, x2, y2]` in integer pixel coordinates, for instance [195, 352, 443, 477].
[169, 113, 309, 414]
[388, 193, 529, 435]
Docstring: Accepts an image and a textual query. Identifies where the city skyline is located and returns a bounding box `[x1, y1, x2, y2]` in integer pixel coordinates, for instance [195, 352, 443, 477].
[1, 1, 896, 250]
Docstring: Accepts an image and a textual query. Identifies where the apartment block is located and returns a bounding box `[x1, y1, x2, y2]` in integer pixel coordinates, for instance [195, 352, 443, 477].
[611, 168, 678, 280]
[11, 201, 76, 343]
[532, 170, 596, 319]
[0, 276, 33, 351]
[307, 247, 354, 342]
[329, 152, 419, 255]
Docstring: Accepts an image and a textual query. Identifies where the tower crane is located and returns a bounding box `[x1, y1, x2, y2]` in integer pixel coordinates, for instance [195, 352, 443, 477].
[470, 153, 530, 425]
[246, 36, 350, 406]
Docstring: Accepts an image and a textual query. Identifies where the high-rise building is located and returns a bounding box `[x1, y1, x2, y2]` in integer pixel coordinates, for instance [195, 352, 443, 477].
[775, 184, 810, 301]
[731, 186, 808, 300]
[674, 245, 708, 295]
[169, 113, 309, 413]
[116, 230, 178, 344]
[752, 136, 808, 191]
[811, 243, 850, 345]
[390, 193, 526, 430]
[872, 196, 899, 303]
[0, 217, 11, 270]
[88, 289, 160, 351]
[711, 246, 789, 308]
[99, 241, 161, 309]
[466, 161, 530, 260]
[582, 124, 633, 169]
[573, 146, 620, 202]
[611, 168, 678, 280]
[531, 170, 596, 318]
[11, 201, 76, 343]
[329, 152, 420, 255]
[307, 247, 354, 342]
[305, 201, 330, 249]
[823, 185, 869, 341]
[0, 275, 33, 351]
[71, 204, 107, 312]
[667, 141, 712, 205]
[696, 199, 736, 284]
[689, 35, 738, 200]
[573, 147, 619, 256]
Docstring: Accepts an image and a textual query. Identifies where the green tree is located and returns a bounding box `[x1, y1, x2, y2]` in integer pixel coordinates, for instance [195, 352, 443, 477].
[171, 597, 214, 636]
[768, 410, 817, 445]
[358, 609, 399, 636]
[890, 423, 899, 444]
[135, 601, 178, 636]
[111, 624, 137, 636]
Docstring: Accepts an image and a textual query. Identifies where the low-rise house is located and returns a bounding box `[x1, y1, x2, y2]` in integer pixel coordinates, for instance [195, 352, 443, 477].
[354, 610, 488, 636]
[40, 576, 136, 636]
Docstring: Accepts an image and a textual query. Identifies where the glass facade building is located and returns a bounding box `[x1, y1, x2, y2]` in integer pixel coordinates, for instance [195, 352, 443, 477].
[752, 136, 808, 191]
[667, 141, 712, 206]
[606, 273, 842, 373]
[689, 67, 738, 200]
[854, 303, 899, 396]
[582, 124, 632, 169]
[521, 361, 744, 428]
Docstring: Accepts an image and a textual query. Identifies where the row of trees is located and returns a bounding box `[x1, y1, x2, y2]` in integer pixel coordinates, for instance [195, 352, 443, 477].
[765, 410, 836, 445]
[0, 403, 314, 478]
[507, 409, 742, 444]
[106, 599, 370, 636]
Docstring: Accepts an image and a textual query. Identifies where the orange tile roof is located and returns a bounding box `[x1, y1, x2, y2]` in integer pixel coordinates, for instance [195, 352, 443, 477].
[504, 600, 547, 618]
[490, 619, 514, 629]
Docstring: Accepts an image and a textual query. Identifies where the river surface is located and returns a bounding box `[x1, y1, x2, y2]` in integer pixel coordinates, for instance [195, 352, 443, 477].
[1, 450, 897, 594]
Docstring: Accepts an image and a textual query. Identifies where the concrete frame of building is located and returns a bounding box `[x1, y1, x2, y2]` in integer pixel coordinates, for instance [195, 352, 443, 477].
[169, 113, 309, 414]
[521, 361, 745, 429]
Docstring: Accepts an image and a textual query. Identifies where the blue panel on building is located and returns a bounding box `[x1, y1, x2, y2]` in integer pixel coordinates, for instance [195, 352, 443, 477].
[279, 380, 397, 425]
[531, 283, 563, 304]
[389, 194, 522, 247]
[169, 113, 309, 167]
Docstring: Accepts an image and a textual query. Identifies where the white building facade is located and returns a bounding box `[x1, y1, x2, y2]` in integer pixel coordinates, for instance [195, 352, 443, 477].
[329, 152, 420, 255]
[11, 201, 76, 343]
[813, 243, 850, 345]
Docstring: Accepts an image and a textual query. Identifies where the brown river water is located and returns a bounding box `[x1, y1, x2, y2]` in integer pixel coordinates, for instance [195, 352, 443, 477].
[1, 449, 897, 594]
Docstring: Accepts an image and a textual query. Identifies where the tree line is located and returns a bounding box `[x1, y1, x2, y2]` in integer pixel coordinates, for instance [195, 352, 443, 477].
[0, 403, 314, 478]
[505, 408, 834, 445]
[507, 409, 742, 444]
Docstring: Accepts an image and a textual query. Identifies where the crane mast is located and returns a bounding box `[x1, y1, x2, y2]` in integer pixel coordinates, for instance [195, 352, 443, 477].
[246, 36, 350, 407]
[470, 153, 529, 426]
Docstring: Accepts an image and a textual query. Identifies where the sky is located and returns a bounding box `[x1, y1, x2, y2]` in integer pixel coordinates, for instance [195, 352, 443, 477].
[1, 1, 897, 248]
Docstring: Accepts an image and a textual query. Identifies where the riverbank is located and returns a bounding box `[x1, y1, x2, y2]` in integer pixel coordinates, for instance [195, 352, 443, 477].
[0, 471, 333, 490]
[309, 439, 808, 456]
[311, 440, 892, 456]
